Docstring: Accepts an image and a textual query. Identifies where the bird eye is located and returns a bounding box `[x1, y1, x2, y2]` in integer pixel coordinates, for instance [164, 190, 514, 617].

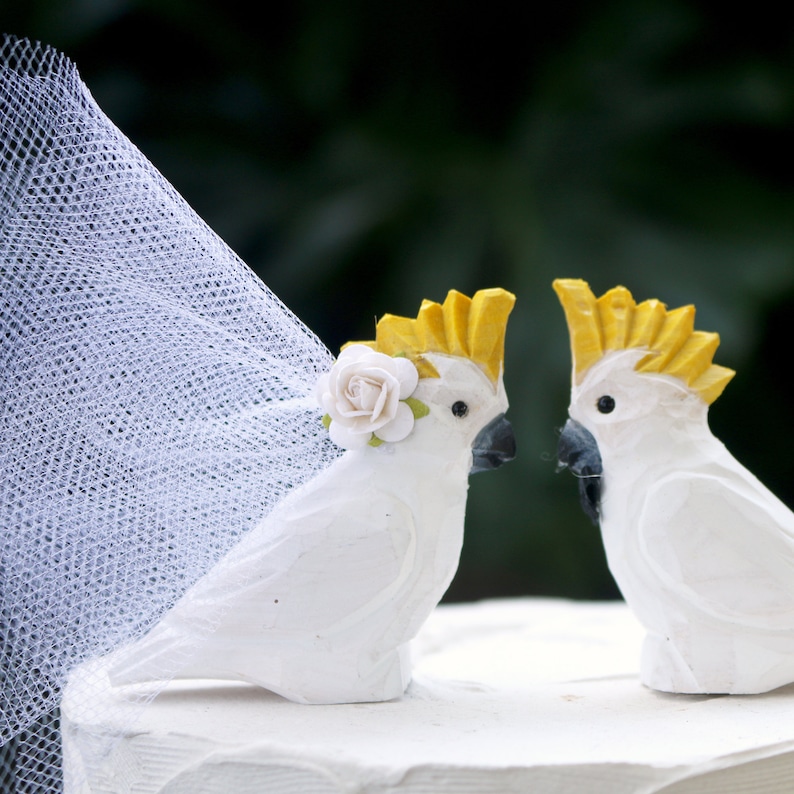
[597, 395, 615, 414]
[451, 401, 469, 418]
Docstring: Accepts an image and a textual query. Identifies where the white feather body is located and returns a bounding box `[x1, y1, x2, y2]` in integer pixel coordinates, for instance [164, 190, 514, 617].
[570, 350, 794, 694]
[108, 353, 507, 703]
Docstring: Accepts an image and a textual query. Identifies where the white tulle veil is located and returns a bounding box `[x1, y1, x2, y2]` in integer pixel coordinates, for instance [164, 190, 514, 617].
[0, 34, 341, 792]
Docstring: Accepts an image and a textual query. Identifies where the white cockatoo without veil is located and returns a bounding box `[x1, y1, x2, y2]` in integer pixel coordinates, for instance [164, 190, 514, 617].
[0, 34, 514, 794]
[554, 278, 794, 695]
[108, 288, 517, 704]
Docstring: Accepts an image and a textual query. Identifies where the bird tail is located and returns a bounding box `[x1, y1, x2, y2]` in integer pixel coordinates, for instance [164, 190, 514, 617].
[107, 620, 200, 687]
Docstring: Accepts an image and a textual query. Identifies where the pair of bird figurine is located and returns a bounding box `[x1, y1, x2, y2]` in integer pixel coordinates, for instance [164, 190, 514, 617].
[109, 275, 794, 702]
[3, 39, 794, 760]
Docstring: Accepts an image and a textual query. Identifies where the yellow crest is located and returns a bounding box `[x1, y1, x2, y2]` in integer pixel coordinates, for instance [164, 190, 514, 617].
[346, 288, 516, 383]
[552, 278, 735, 404]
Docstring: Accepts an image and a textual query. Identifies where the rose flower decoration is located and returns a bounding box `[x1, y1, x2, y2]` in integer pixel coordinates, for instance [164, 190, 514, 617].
[316, 344, 426, 450]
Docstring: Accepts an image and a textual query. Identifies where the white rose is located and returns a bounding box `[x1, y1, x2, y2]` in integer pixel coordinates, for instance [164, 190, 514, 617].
[316, 344, 420, 450]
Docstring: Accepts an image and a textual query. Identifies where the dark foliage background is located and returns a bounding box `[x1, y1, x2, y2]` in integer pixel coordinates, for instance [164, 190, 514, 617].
[3, 0, 793, 602]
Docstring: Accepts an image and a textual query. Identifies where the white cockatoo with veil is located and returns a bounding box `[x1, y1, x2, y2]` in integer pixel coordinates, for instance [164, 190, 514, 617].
[0, 34, 515, 794]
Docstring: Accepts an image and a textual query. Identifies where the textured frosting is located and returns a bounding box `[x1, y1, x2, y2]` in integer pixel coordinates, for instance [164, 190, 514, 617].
[62, 599, 794, 793]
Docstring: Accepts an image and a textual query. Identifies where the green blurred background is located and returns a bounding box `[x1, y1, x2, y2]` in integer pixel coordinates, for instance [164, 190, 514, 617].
[3, 0, 793, 602]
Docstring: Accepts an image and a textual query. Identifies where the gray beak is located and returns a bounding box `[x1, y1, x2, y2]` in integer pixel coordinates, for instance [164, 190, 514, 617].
[471, 414, 516, 474]
[557, 418, 602, 524]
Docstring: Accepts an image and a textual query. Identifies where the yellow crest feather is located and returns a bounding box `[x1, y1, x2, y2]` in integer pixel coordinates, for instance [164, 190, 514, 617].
[344, 288, 516, 383]
[552, 278, 735, 404]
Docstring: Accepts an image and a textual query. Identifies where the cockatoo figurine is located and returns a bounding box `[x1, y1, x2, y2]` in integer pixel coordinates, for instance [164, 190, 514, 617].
[108, 289, 516, 704]
[554, 277, 794, 695]
[0, 34, 515, 794]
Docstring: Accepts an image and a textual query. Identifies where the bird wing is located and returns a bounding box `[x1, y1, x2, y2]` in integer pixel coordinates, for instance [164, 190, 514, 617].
[108, 480, 418, 685]
[0, 35, 341, 745]
[638, 469, 794, 631]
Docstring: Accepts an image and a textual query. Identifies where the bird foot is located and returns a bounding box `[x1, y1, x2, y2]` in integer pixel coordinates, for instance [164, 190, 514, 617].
[640, 633, 704, 694]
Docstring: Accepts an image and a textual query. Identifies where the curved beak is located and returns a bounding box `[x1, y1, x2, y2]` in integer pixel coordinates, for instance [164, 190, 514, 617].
[471, 414, 516, 474]
[557, 418, 602, 524]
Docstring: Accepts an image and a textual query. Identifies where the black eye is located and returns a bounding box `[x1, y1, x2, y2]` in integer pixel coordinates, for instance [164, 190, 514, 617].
[451, 401, 469, 418]
[597, 395, 615, 414]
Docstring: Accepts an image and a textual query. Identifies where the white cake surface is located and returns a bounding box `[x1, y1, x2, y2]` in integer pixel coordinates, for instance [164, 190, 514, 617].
[62, 598, 794, 793]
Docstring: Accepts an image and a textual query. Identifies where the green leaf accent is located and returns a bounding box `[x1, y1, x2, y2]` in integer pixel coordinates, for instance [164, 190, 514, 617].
[368, 434, 384, 447]
[404, 397, 429, 419]
[393, 351, 407, 358]
[322, 414, 331, 429]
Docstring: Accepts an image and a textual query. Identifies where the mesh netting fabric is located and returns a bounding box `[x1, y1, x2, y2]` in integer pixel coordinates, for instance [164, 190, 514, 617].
[1, 34, 341, 792]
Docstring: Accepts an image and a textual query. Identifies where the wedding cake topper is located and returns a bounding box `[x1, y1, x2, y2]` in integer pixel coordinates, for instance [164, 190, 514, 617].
[0, 34, 514, 793]
[109, 287, 516, 704]
[554, 277, 794, 695]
